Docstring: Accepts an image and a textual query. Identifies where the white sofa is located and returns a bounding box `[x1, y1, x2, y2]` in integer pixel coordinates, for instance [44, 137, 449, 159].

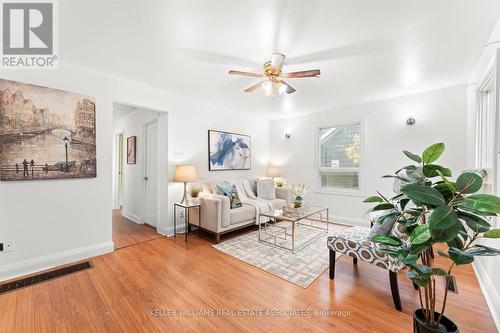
[190, 179, 293, 243]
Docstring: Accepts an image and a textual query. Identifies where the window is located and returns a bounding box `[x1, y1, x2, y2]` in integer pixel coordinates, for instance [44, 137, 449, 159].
[319, 123, 361, 190]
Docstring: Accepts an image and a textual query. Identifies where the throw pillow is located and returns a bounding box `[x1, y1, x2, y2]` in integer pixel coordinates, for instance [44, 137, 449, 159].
[215, 185, 242, 209]
[368, 216, 397, 238]
[256, 179, 276, 200]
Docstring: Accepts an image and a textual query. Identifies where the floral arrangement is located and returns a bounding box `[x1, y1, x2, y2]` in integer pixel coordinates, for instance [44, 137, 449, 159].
[291, 184, 307, 208]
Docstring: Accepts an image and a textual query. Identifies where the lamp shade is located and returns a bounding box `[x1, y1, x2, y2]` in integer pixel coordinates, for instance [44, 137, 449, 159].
[266, 165, 281, 178]
[173, 165, 197, 182]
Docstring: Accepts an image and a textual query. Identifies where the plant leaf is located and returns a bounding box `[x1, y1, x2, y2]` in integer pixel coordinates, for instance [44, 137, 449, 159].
[371, 235, 402, 246]
[422, 143, 445, 164]
[372, 203, 395, 211]
[463, 194, 500, 214]
[363, 196, 384, 203]
[407, 270, 430, 287]
[467, 245, 500, 256]
[456, 172, 483, 194]
[484, 229, 500, 238]
[428, 206, 460, 242]
[403, 150, 422, 163]
[410, 224, 431, 245]
[423, 164, 452, 178]
[448, 247, 474, 265]
[400, 184, 445, 206]
[457, 211, 490, 233]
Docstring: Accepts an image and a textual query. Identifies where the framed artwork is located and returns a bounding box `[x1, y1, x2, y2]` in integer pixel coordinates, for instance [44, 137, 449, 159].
[208, 130, 251, 171]
[0, 79, 96, 181]
[127, 136, 136, 164]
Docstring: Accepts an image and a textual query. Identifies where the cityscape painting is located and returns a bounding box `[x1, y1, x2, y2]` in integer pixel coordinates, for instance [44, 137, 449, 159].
[0, 79, 96, 181]
[208, 130, 251, 171]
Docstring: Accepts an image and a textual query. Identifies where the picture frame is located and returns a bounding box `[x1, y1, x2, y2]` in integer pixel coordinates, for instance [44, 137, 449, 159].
[127, 136, 137, 164]
[208, 130, 251, 171]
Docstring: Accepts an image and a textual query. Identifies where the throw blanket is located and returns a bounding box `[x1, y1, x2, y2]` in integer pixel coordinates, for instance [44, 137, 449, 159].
[232, 180, 273, 225]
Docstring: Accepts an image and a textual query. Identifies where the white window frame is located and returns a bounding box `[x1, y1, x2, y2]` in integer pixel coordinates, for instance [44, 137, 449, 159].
[316, 120, 364, 196]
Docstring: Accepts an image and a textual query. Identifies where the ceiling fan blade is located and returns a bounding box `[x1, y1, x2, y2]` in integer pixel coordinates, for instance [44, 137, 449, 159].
[279, 80, 296, 94]
[284, 69, 320, 78]
[229, 70, 264, 78]
[270, 53, 285, 71]
[244, 80, 266, 93]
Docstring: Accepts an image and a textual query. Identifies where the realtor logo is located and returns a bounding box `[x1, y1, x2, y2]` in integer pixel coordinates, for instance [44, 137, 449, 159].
[1, 1, 57, 68]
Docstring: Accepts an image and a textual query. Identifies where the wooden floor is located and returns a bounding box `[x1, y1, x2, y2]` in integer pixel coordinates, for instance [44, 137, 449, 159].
[0, 217, 497, 332]
[112, 209, 162, 249]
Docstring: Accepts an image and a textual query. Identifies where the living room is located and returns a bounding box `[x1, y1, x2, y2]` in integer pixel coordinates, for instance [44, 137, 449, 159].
[1, 1, 500, 332]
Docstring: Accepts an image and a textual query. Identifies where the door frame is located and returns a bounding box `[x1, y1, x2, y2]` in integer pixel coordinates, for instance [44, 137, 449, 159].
[113, 131, 124, 210]
[142, 118, 160, 227]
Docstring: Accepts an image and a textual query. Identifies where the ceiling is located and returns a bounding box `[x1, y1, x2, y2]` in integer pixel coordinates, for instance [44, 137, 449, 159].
[60, 0, 500, 118]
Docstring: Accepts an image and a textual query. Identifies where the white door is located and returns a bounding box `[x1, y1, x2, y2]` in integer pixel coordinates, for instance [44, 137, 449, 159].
[144, 121, 158, 226]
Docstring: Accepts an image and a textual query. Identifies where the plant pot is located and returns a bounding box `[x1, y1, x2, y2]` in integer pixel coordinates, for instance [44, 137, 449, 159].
[413, 309, 459, 333]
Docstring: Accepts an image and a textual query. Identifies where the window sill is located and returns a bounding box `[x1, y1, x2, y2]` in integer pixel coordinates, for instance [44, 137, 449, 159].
[314, 188, 365, 197]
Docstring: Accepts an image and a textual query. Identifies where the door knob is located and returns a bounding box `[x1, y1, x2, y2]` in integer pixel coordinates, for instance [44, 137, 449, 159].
[144, 176, 149, 181]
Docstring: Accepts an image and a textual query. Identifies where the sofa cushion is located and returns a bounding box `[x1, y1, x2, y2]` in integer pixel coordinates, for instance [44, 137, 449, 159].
[270, 198, 286, 210]
[368, 216, 397, 238]
[203, 180, 228, 194]
[229, 205, 256, 225]
[215, 184, 242, 209]
[256, 179, 276, 200]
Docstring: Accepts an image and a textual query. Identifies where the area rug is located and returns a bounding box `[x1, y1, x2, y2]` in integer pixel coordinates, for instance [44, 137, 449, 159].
[213, 222, 348, 288]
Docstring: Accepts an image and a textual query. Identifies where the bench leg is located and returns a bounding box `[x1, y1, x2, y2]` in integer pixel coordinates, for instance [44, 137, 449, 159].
[389, 271, 402, 311]
[215, 233, 220, 244]
[353, 257, 358, 265]
[329, 249, 336, 280]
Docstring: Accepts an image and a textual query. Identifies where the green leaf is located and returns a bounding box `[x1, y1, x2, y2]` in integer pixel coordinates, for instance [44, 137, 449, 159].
[467, 245, 500, 256]
[447, 236, 464, 250]
[433, 183, 455, 203]
[372, 203, 395, 211]
[448, 247, 474, 265]
[363, 196, 384, 203]
[457, 211, 490, 233]
[432, 268, 448, 276]
[438, 250, 449, 258]
[410, 224, 431, 245]
[371, 235, 403, 246]
[403, 150, 422, 163]
[484, 229, 500, 238]
[407, 271, 430, 287]
[400, 184, 445, 206]
[396, 165, 417, 174]
[463, 194, 500, 214]
[428, 206, 460, 242]
[423, 164, 452, 178]
[456, 172, 483, 194]
[422, 143, 445, 164]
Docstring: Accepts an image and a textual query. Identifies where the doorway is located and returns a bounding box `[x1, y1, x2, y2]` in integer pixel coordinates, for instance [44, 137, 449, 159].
[112, 102, 164, 249]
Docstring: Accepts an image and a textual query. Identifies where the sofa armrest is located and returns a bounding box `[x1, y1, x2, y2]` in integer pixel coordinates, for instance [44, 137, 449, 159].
[199, 193, 230, 232]
[275, 187, 293, 204]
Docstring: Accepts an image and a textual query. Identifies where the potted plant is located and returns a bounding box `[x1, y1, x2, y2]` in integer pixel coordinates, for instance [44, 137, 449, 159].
[364, 143, 500, 333]
[291, 184, 306, 208]
[188, 184, 201, 198]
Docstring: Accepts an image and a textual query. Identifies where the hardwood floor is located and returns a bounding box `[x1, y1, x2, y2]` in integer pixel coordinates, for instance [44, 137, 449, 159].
[0, 219, 497, 332]
[112, 209, 162, 249]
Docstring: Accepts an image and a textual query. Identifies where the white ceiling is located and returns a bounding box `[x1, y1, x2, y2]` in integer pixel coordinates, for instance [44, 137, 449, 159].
[60, 0, 500, 118]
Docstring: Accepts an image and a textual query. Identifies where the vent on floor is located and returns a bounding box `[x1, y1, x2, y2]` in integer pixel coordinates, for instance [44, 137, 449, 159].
[0, 261, 92, 294]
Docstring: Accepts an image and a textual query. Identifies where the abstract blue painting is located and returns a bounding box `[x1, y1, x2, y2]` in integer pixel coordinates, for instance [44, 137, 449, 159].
[208, 130, 251, 171]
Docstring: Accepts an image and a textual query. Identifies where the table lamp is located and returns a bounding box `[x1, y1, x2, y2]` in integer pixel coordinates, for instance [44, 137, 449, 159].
[173, 165, 197, 204]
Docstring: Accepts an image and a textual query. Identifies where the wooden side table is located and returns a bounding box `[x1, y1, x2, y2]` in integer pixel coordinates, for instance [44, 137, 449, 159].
[173, 200, 201, 242]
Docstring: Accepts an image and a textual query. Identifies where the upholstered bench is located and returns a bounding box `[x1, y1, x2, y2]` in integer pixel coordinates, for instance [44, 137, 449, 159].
[326, 224, 408, 311]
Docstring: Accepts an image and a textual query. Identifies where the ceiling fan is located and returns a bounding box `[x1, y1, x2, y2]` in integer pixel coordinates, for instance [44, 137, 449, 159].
[229, 53, 320, 97]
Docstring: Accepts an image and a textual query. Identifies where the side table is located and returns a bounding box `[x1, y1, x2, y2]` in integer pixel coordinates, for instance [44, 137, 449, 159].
[173, 200, 201, 242]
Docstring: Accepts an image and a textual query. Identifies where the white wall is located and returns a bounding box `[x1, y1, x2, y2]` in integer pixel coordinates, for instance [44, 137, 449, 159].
[467, 20, 500, 330]
[0, 61, 269, 280]
[269, 85, 468, 226]
[113, 108, 161, 223]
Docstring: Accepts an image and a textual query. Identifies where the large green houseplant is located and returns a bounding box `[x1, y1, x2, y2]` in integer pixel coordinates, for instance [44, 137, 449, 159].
[365, 143, 500, 333]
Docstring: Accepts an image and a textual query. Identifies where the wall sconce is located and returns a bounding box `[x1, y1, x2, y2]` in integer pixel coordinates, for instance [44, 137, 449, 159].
[285, 133, 291, 139]
[406, 116, 416, 126]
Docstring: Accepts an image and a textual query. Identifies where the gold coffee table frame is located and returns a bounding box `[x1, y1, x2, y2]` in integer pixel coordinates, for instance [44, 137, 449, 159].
[258, 206, 329, 253]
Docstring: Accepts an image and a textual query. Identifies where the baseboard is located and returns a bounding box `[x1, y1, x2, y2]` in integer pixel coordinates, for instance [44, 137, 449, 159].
[0, 241, 115, 282]
[122, 210, 142, 224]
[157, 225, 183, 237]
[473, 259, 500, 331]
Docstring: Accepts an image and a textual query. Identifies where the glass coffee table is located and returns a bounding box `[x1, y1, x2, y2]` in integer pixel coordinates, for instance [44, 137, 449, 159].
[258, 206, 329, 253]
